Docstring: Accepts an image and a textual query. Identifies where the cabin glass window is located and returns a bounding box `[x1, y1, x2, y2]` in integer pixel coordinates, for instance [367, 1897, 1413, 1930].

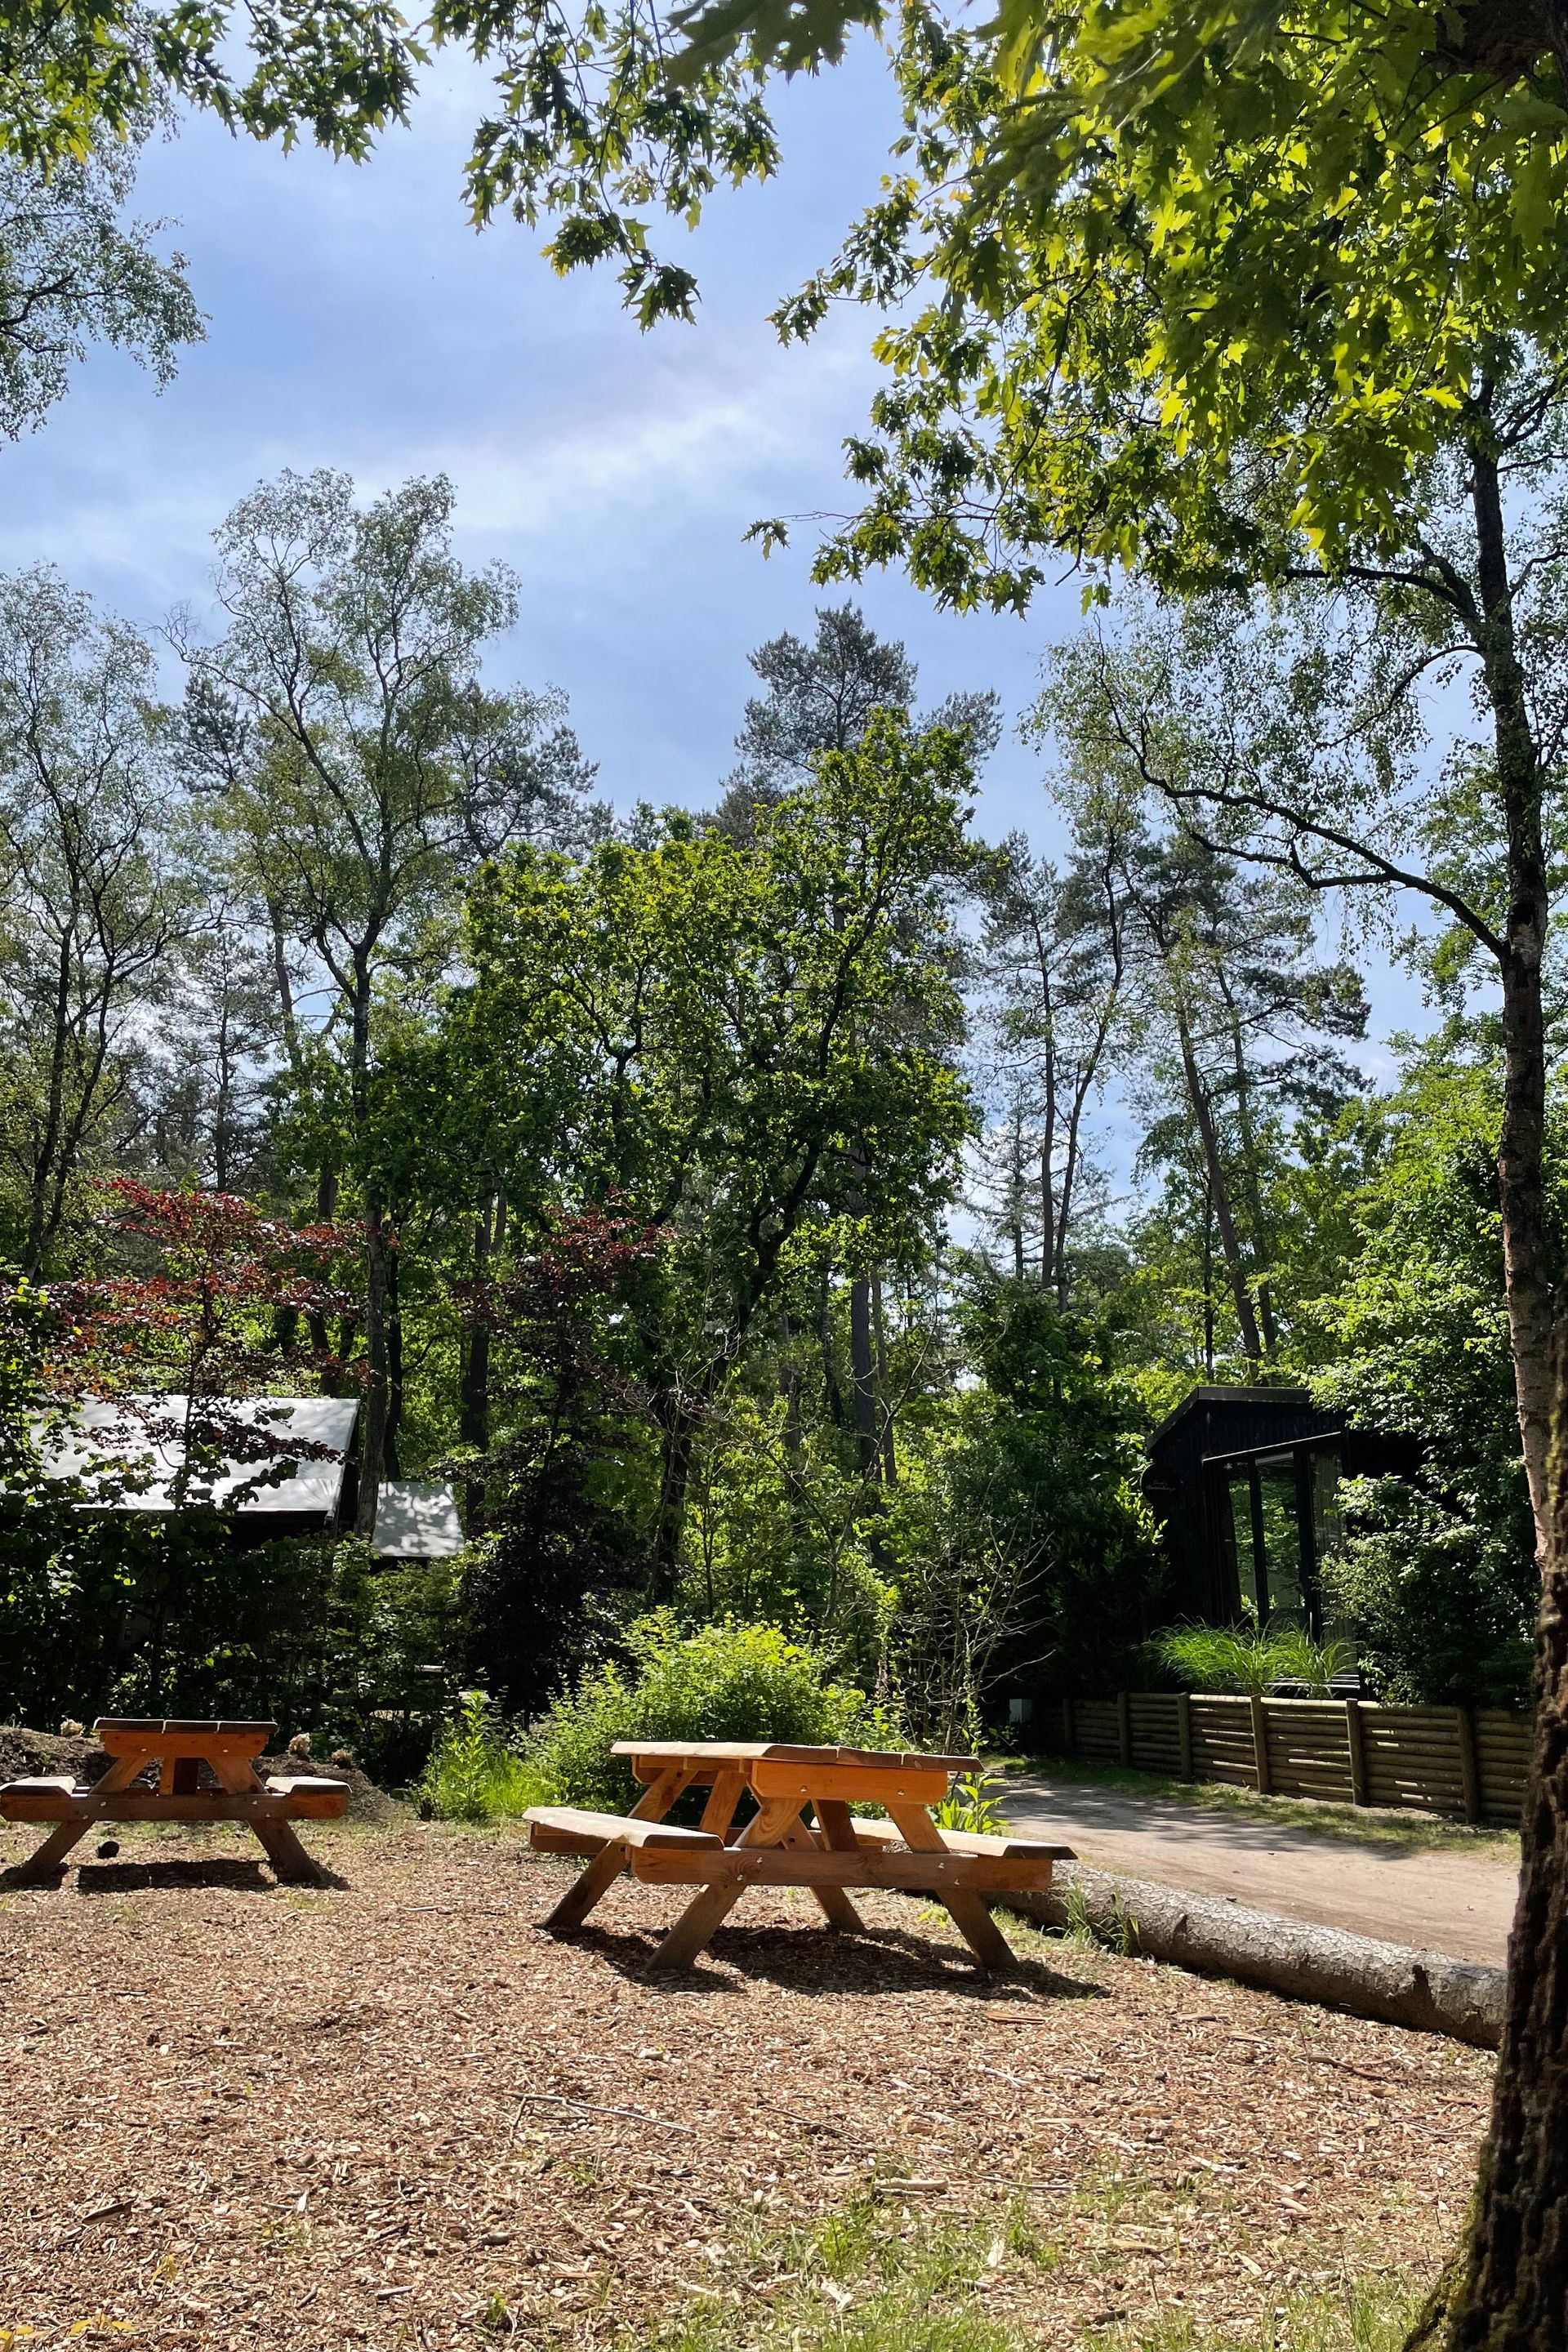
[1312, 1450, 1343, 1563]
[1225, 1472, 1263, 1616]
[1254, 1451, 1307, 1626]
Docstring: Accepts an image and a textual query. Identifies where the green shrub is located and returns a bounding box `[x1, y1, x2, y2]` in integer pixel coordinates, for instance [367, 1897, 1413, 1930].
[1156, 1620, 1354, 1697]
[932, 1767, 1010, 1833]
[421, 1690, 549, 1822]
[528, 1612, 902, 1811]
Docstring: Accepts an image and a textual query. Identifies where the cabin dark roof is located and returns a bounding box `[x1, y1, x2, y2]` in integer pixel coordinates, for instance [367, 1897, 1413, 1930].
[1147, 1383, 1312, 1448]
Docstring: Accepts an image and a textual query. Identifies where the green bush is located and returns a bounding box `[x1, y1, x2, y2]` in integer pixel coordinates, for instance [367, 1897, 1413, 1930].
[528, 1612, 902, 1811]
[1156, 1620, 1355, 1697]
[421, 1690, 550, 1822]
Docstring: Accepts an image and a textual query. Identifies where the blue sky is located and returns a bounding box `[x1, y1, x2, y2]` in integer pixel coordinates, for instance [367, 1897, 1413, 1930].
[5, 50, 1071, 831]
[3, 50, 1432, 1152]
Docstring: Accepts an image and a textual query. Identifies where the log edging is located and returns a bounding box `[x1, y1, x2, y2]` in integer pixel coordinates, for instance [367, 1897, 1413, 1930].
[1000, 1863, 1507, 2049]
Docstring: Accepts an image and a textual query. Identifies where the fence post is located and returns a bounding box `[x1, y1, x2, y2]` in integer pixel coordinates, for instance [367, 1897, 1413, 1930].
[1116, 1690, 1133, 1767]
[1062, 1695, 1074, 1758]
[1176, 1690, 1194, 1781]
[1249, 1693, 1272, 1794]
[1345, 1698, 1368, 1806]
[1455, 1705, 1482, 1824]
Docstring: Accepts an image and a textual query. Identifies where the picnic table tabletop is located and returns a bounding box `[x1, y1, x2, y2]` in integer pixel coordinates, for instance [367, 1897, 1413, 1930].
[610, 1740, 979, 1771]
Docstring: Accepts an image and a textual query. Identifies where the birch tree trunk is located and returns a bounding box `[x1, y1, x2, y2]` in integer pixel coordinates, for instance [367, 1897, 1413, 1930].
[1418, 1310, 1568, 2349]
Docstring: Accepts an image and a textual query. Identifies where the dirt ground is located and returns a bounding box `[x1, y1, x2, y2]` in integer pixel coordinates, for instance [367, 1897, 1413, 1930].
[1003, 1771, 1521, 1965]
[1, 1815, 1492, 2351]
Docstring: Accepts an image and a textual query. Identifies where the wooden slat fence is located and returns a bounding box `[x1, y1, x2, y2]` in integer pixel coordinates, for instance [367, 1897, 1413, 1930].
[1048, 1692, 1530, 1825]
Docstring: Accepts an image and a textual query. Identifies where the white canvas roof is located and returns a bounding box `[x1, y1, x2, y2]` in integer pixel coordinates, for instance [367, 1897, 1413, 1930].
[37, 1396, 359, 1518]
[372, 1480, 465, 1559]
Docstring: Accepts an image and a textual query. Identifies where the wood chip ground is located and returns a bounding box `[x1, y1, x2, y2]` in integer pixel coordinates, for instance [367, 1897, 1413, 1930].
[0, 1816, 1492, 2349]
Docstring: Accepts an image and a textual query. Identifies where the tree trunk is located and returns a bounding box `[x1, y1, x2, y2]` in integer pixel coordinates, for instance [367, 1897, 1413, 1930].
[268, 898, 305, 1078]
[651, 1395, 698, 1599]
[872, 1270, 897, 1485]
[1499, 938, 1552, 1555]
[384, 1239, 403, 1481]
[212, 991, 234, 1194]
[1470, 436, 1555, 1557]
[820, 1271, 846, 1428]
[1040, 971, 1058, 1288]
[1054, 1080, 1090, 1307]
[1004, 1099, 1027, 1277]
[459, 1311, 491, 1532]
[24, 928, 74, 1276]
[1174, 1000, 1264, 1366]
[1424, 1310, 1568, 2347]
[849, 1276, 880, 1480]
[354, 1183, 390, 1540]
[459, 1192, 500, 1534]
[308, 1166, 338, 1384]
[778, 1307, 805, 1468]
[1218, 972, 1279, 1354]
[1009, 1868, 1504, 2051]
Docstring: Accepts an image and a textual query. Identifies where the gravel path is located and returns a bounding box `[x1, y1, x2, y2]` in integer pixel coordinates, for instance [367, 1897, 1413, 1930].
[1004, 1771, 1521, 1964]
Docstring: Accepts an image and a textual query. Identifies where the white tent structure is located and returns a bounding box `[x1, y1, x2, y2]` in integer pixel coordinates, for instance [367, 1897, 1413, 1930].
[35, 1396, 359, 1526]
[372, 1481, 465, 1561]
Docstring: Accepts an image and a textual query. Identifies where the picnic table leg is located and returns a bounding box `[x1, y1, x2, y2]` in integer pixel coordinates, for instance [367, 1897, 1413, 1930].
[544, 1766, 699, 1935]
[630, 1767, 698, 1822]
[886, 1802, 1018, 1974]
[795, 1802, 866, 1934]
[685, 1766, 853, 1931]
[208, 1753, 323, 1885]
[250, 1818, 321, 1883]
[649, 1797, 804, 1972]
[7, 1743, 158, 1881]
[545, 1838, 633, 1931]
[13, 1818, 95, 1880]
[697, 1771, 745, 1839]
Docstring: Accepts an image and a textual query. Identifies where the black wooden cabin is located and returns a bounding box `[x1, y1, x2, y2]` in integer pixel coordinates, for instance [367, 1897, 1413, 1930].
[1142, 1385, 1416, 1637]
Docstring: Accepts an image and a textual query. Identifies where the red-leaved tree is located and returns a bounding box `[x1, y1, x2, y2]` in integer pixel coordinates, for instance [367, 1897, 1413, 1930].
[46, 1180, 359, 1512]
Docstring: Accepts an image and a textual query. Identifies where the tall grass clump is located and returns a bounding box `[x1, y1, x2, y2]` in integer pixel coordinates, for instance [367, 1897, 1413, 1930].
[528, 1612, 902, 1812]
[1157, 1620, 1354, 1697]
[420, 1689, 546, 1822]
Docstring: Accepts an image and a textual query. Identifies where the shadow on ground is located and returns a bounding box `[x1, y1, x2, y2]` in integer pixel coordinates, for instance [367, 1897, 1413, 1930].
[0, 1856, 350, 1895]
[557, 1917, 1104, 2004]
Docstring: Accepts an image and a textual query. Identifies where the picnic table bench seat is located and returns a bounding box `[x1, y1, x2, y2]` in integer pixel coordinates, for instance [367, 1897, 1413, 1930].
[261, 1776, 352, 1817]
[1, 1774, 350, 1822]
[844, 1816, 1077, 1863]
[524, 1805, 724, 1855]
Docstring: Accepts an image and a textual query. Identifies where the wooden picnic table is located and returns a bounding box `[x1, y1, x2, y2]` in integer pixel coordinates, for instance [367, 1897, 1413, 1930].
[525, 1740, 1075, 1971]
[0, 1717, 349, 1885]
